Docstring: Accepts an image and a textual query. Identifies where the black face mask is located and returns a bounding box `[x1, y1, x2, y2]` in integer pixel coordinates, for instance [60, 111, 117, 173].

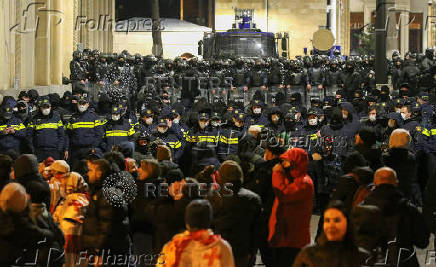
[379, 94, 389, 102]
[284, 121, 296, 131]
[399, 90, 409, 98]
[17, 113, 27, 120]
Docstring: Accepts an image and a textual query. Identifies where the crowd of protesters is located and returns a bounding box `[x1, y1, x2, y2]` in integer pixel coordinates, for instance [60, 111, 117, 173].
[0, 48, 436, 266]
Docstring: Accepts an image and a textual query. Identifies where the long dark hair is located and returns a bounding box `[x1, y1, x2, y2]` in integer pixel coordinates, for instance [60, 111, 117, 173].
[318, 200, 355, 248]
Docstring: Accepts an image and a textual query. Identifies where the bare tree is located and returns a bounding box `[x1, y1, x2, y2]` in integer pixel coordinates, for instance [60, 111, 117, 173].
[152, 0, 163, 57]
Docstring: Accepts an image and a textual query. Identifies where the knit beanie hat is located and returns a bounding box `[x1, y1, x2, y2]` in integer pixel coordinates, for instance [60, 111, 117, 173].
[48, 160, 70, 174]
[389, 128, 411, 149]
[352, 166, 374, 185]
[157, 145, 172, 162]
[218, 160, 243, 186]
[185, 199, 213, 230]
[14, 154, 38, 179]
[0, 183, 28, 213]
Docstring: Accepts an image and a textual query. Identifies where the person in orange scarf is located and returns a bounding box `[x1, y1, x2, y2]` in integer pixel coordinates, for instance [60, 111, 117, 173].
[157, 199, 235, 267]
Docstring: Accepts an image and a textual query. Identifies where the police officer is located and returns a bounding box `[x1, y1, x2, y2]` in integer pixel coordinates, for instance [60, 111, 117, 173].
[245, 100, 269, 129]
[27, 98, 67, 162]
[231, 58, 249, 101]
[306, 55, 326, 104]
[266, 107, 284, 134]
[340, 60, 361, 101]
[151, 117, 184, 163]
[0, 106, 26, 154]
[102, 106, 136, 152]
[66, 96, 103, 165]
[137, 108, 155, 135]
[325, 59, 342, 98]
[267, 59, 285, 105]
[248, 59, 268, 105]
[217, 110, 247, 161]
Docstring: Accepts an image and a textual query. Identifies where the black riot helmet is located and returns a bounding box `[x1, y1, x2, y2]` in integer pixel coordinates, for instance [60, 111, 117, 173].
[73, 51, 82, 61]
[426, 48, 434, 60]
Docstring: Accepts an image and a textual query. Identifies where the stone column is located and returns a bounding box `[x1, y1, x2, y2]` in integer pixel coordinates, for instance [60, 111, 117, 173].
[50, 0, 63, 84]
[73, 0, 79, 50]
[386, 1, 399, 57]
[63, 0, 74, 79]
[35, 0, 51, 85]
[0, 0, 11, 90]
[399, 11, 409, 55]
[340, 0, 351, 55]
[20, 0, 36, 88]
[103, 0, 109, 52]
[108, 0, 115, 52]
[93, 0, 99, 49]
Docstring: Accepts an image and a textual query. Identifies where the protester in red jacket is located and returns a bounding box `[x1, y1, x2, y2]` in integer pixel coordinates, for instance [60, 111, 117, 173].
[268, 147, 314, 267]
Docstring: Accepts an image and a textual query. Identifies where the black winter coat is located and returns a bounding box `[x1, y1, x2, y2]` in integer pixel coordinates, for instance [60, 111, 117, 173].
[382, 148, 417, 200]
[293, 240, 366, 267]
[0, 208, 64, 267]
[208, 187, 262, 257]
[16, 173, 51, 208]
[82, 184, 131, 255]
[363, 184, 429, 267]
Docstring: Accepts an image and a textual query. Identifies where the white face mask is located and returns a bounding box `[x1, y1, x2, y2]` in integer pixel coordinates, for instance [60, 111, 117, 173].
[112, 114, 120, 121]
[158, 126, 168, 134]
[199, 121, 209, 129]
[253, 108, 262, 114]
[294, 114, 299, 121]
[342, 114, 348, 120]
[173, 118, 180, 124]
[308, 119, 318, 126]
[145, 118, 153, 125]
[401, 113, 407, 120]
[369, 114, 376, 122]
[41, 108, 51, 116]
[78, 105, 88, 113]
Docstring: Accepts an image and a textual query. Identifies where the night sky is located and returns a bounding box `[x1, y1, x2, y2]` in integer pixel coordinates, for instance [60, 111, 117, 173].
[115, 0, 181, 20]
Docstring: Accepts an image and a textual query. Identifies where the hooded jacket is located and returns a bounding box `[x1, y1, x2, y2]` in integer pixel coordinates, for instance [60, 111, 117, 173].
[268, 148, 314, 248]
[157, 229, 235, 267]
[340, 102, 361, 137]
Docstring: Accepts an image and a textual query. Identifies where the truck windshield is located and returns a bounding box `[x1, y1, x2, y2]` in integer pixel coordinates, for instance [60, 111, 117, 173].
[215, 34, 276, 58]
